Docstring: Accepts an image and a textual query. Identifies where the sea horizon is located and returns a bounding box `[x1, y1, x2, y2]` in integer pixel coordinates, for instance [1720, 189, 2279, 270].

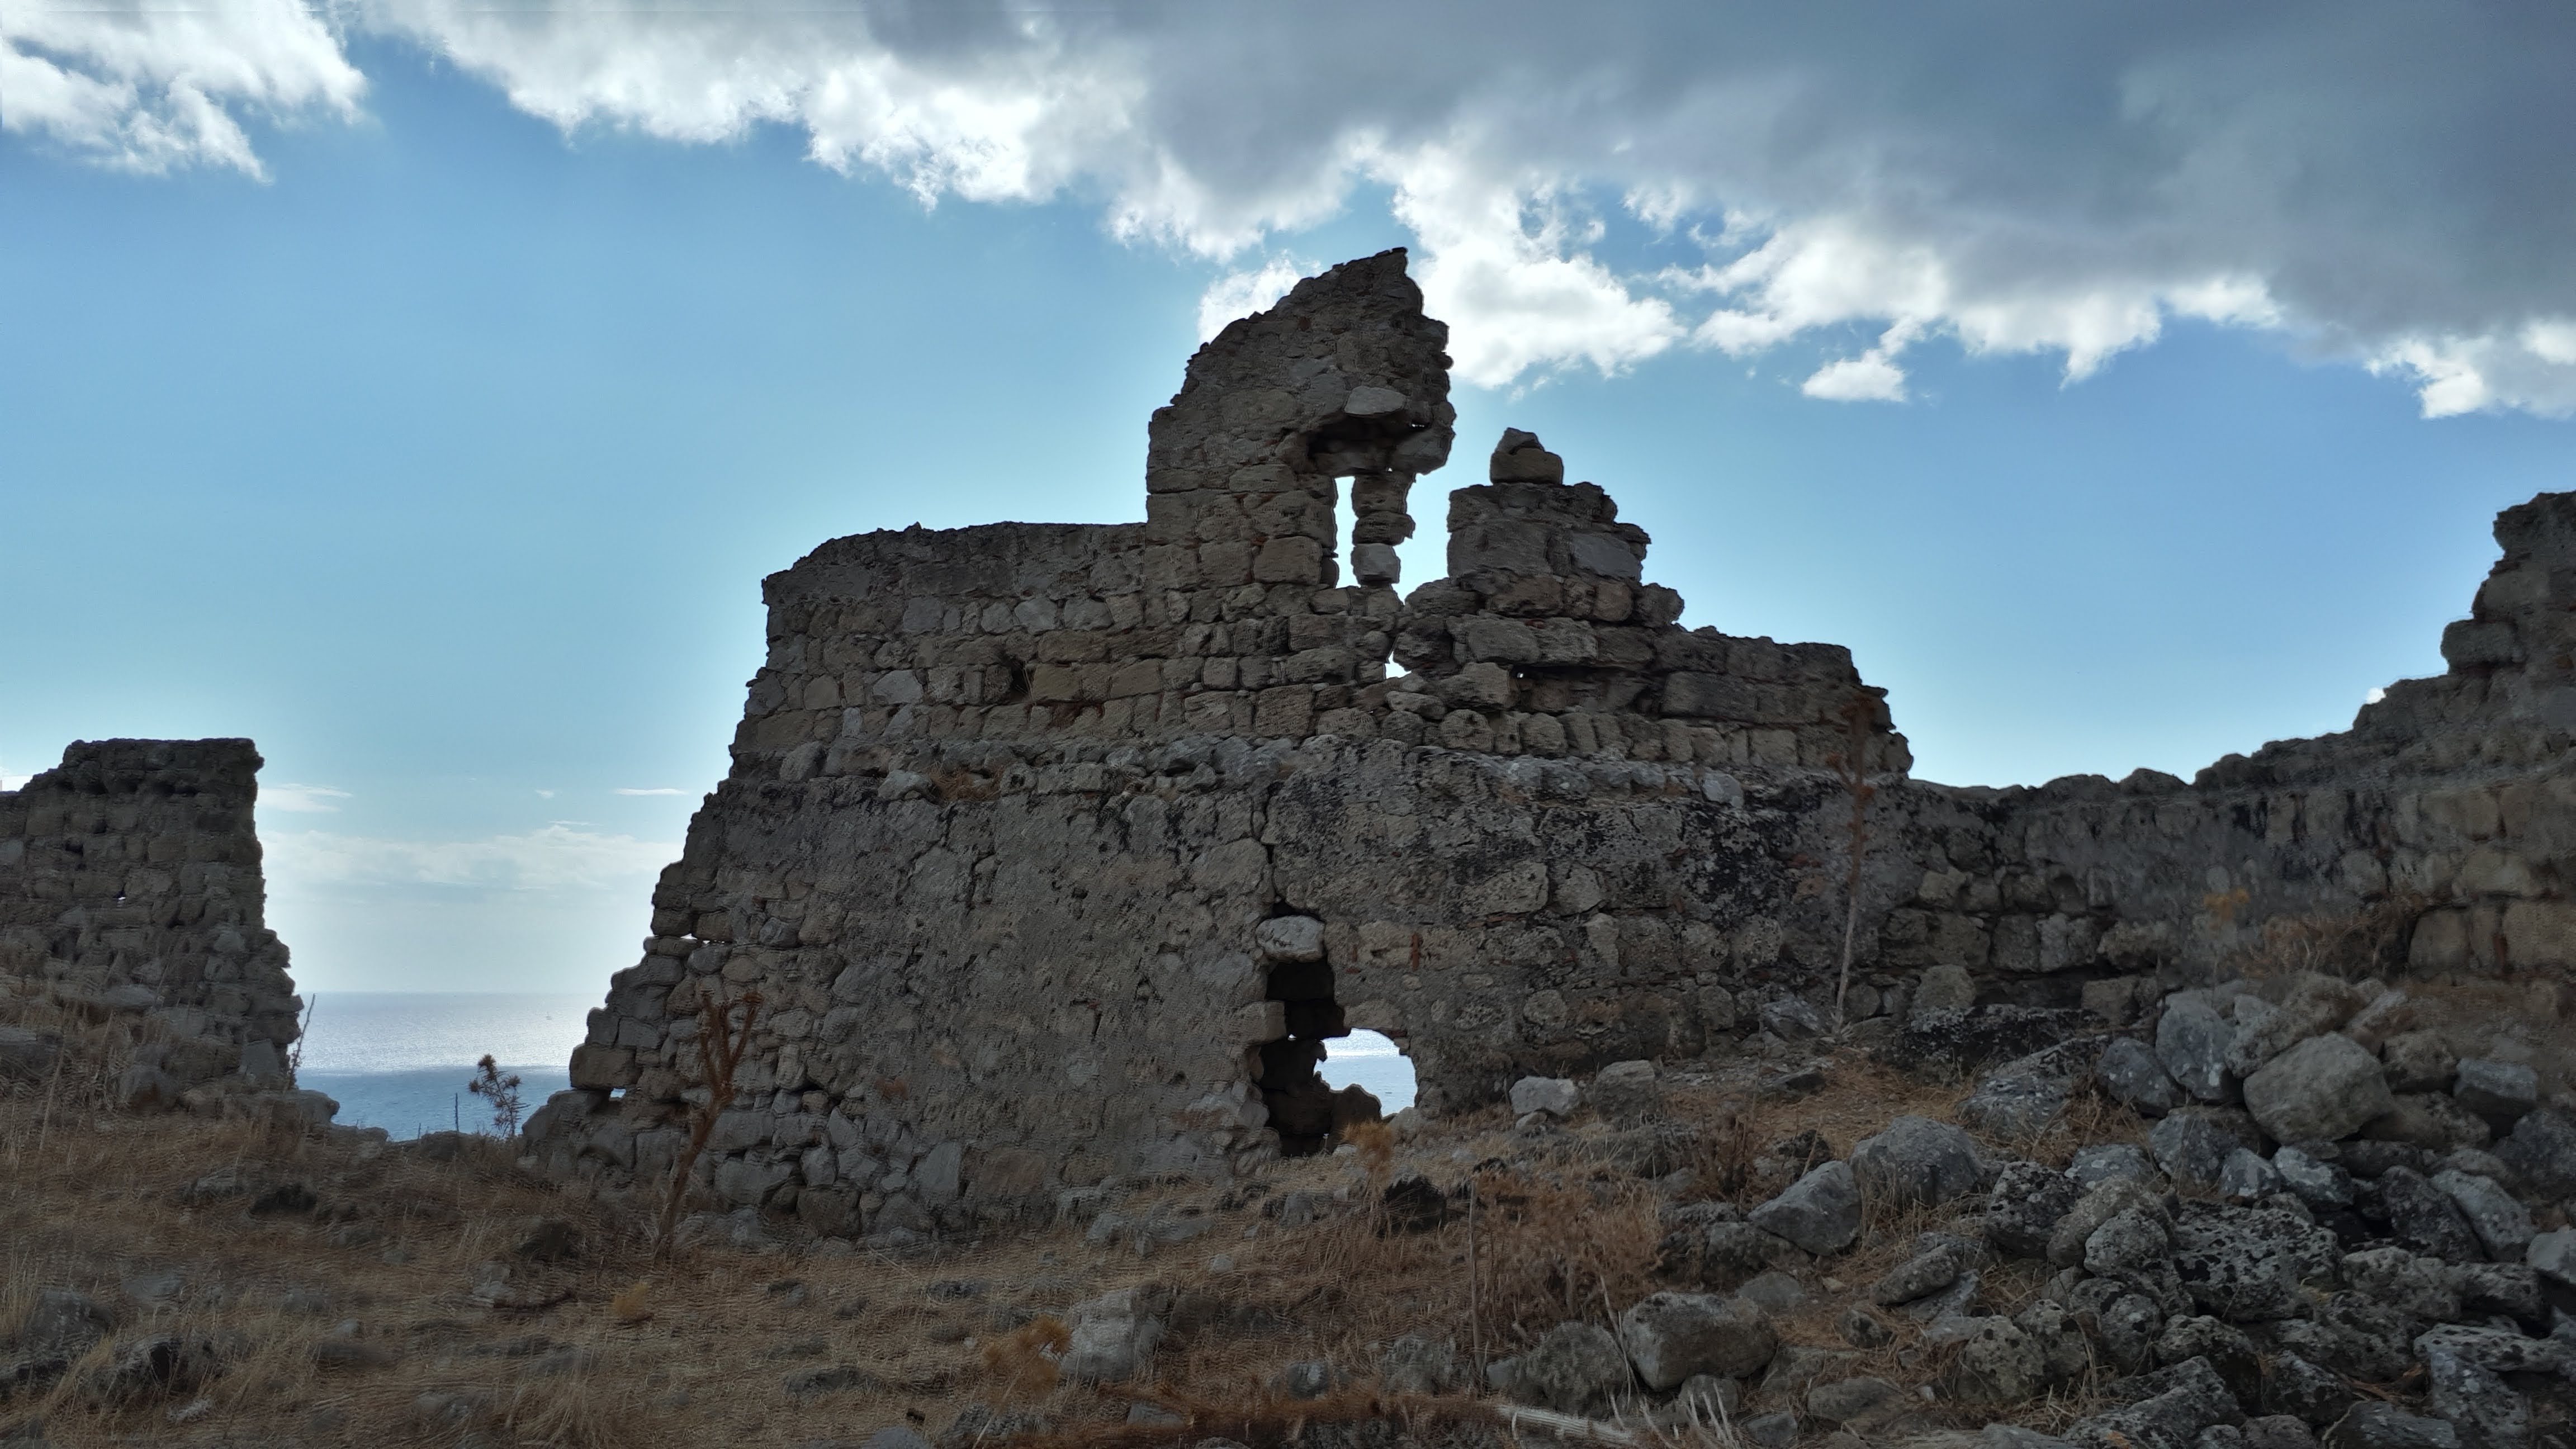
[293, 991, 1415, 1139]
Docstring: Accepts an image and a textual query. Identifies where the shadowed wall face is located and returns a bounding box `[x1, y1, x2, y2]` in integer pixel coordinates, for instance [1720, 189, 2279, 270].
[0, 738, 304, 1087]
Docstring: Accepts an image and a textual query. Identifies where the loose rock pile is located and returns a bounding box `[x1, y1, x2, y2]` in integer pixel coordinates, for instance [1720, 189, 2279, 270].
[1290, 974, 2576, 1449]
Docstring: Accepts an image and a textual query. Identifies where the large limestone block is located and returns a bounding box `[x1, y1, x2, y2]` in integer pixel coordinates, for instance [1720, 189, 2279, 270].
[1615, 1292, 1778, 1390]
[1852, 1116, 1984, 1209]
[1751, 1161, 1861, 1254]
[2243, 1034, 2395, 1144]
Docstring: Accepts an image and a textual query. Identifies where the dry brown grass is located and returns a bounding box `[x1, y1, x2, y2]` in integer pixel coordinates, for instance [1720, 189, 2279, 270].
[2228, 893, 2430, 983]
[0, 986, 2175, 1448]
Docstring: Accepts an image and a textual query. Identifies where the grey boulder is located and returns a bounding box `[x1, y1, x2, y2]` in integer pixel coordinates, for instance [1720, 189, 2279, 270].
[2103, 1036, 2186, 1116]
[1852, 1115, 1985, 1208]
[2243, 1035, 2395, 1145]
[1750, 1160, 1860, 1255]
[1616, 1292, 1779, 1390]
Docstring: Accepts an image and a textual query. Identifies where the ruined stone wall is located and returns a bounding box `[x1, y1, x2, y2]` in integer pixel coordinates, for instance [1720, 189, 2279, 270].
[0, 738, 303, 1086]
[526, 252, 1917, 1229]
[1875, 490, 2576, 1023]
[527, 247, 2576, 1234]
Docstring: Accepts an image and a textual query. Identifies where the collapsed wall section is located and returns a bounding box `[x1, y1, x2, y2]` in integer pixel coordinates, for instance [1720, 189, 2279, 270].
[1875, 490, 2576, 1022]
[0, 738, 304, 1087]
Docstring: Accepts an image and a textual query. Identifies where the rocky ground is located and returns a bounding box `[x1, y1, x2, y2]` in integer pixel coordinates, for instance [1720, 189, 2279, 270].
[7, 965, 2576, 1449]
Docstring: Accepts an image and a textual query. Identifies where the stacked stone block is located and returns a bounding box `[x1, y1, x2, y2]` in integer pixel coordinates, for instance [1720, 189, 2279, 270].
[0, 739, 302, 1087]
[1385, 428, 1906, 772]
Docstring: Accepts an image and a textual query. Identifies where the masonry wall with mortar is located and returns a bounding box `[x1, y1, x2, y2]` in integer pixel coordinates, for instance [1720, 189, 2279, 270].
[0, 738, 302, 1087]
[525, 249, 2576, 1233]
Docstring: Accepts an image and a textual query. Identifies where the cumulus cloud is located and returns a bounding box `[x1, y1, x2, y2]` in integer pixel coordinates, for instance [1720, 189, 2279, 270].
[1, 0, 363, 176]
[261, 782, 352, 813]
[1199, 255, 1313, 342]
[266, 823, 675, 892]
[29, 2, 2576, 413]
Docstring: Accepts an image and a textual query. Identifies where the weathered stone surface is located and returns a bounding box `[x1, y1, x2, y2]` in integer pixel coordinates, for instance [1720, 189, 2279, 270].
[2220, 1149, 2284, 1202]
[2263, 1353, 2357, 1426]
[2452, 1060, 2536, 1123]
[2244, 1035, 2395, 1145]
[2523, 1227, 2576, 1289]
[1060, 1287, 1168, 1384]
[1616, 1292, 1778, 1389]
[1510, 1077, 1579, 1118]
[2073, 1143, 2161, 1190]
[1590, 1059, 1661, 1124]
[1986, 1159, 2082, 1258]
[1751, 1161, 1860, 1255]
[2172, 1205, 2333, 1322]
[1505, 1321, 1633, 1413]
[1946, 1317, 2046, 1402]
[2431, 1170, 2533, 1261]
[1852, 1116, 1983, 1208]
[2380, 1167, 2485, 1262]
[2154, 1108, 2266, 1188]
[1807, 1375, 1906, 1428]
[2070, 1356, 2244, 1449]
[2323, 1404, 2459, 1449]
[2274, 1147, 2355, 1210]
[2366, 1094, 2493, 1152]
[2158, 996, 2239, 1103]
[1960, 1049, 2082, 1137]
[2103, 1036, 2186, 1116]
[2381, 1033, 2458, 1094]
[2496, 1109, 2576, 1197]
[2422, 1342, 2527, 1449]
[2051, 1179, 2169, 1270]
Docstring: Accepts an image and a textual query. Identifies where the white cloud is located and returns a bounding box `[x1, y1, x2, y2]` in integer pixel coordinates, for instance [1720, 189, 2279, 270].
[1388, 152, 1681, 386]
[1, 0, 364, 177]
[261, 781, 351, 813]
[0, 773, 31, 793]
[29, 3, 2576, 414]
[1801, 324, 1916, 402]
[1198, 255, 1314, 342]
[614, 787, 685, 797]
[266, 823, 676, 892]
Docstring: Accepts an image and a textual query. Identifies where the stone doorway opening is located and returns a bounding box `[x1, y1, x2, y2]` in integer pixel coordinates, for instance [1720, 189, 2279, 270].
[1254, 915, 1384, 1156]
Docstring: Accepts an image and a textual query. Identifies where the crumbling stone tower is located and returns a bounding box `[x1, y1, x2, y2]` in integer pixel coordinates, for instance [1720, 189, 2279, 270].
[0, 739, 304, 1089]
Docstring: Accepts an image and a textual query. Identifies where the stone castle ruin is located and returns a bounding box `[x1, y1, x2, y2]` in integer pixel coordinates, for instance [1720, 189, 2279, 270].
[470, 249, 2576, 1241]
[0, 739, 305, 1096]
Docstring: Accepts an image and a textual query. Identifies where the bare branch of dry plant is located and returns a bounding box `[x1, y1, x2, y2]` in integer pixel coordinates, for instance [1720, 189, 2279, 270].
[653, 986, 764, 1259]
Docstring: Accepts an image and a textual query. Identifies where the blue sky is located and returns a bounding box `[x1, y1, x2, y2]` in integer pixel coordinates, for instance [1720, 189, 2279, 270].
[5, 7, 2573, 996]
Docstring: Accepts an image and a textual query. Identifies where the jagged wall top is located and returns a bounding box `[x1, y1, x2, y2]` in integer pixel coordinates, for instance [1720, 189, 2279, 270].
[733, 252, 1902, 774]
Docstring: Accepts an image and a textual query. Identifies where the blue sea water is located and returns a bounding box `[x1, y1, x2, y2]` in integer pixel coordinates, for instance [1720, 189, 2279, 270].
[1321, 1029, 1417, 1112]
[295, 991, 585, 1140]
[293, 993, 1418, 1137]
